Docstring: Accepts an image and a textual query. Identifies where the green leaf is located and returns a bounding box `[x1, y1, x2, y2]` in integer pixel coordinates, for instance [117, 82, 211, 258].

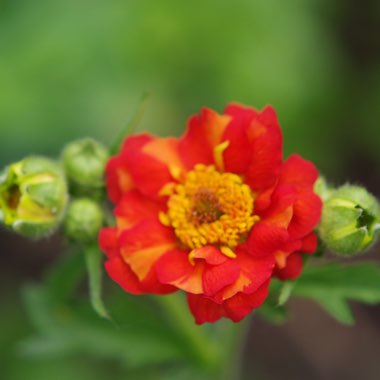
[306, 293, 354, 324]
[45, 250, 86, 303]
[154, 293, 220, 370]
[20, 285, 189, 368]
[256, 302, 288, 325]
[84, 245, 109, 319]
[22, 286, 58, 335]
[278, 281, 296, 306]
[292, 262, 380, 324]
[257, 280, 288, 324]
[110, 93, 150, 155]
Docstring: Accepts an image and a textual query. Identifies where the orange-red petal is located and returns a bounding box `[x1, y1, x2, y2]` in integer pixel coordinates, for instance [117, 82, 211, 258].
[223, 281, 270, 322]
[187, 294, 224, 324]
[213, 246, 274, 303]
[105, 256, 144, 294]
[287, 191, 322, 239]
[222, 111, 254, 174]
[106, 134, 153, 203]
[222, 105, 283, 192]
[101, 223, 177, 295]
[105, 256, 177, 295]
[111, 134, 180, 201]
[155, 249, 204, 294]
[114, 190, 164, 230]
[202, 260, 240, 297]
[243, 106, 283, 191]
[178, 108, 231, 169]
[142, 137, 186, 181]
[274, 253, 303, 280]
[156, 246, 240, 296]
[187, 280, 270, 324]
[301, 232, 318, 254]
[246, 222, 289, 256]
[189, 245, 228, 265]
[280, 154, 319, 190]
[99, 227, 119, 259]
[120, 220, 176, 281]
[224, 103, 259, 119]
[260, 184, 297, 228]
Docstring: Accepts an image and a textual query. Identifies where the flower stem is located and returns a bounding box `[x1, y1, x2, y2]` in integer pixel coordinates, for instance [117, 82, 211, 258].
[155, 292, 221, 371]
[84, 244, 109, 320]
[218, 316, 252, 380]
[110, 92, 150, 155]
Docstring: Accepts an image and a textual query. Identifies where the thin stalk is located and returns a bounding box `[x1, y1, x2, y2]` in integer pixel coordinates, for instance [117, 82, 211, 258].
[155, 292, 221, 371]
[219, 316, 252, 380]
[110, 92, 150, 155]
[84, 244, 110, 320]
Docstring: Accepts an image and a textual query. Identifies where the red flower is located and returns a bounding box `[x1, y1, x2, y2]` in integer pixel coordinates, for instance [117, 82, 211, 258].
[99, 104, 322, 324]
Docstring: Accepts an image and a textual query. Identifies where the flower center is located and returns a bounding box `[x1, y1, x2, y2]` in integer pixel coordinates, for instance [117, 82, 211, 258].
[4, 185, 21, 210]
[160, 164, 259, 252]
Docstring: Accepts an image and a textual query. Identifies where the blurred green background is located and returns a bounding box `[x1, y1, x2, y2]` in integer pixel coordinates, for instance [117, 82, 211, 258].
[1, 0, 380, 379]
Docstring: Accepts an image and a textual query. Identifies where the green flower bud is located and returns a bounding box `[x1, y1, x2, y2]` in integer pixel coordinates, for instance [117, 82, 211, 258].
[0, 156, 68, 238]
[319, 184, 380, 256]
[64, 198, 104, 243]
[62, 138, 109, 199]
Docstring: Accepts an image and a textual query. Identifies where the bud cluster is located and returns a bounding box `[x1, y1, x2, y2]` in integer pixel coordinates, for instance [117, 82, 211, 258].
[0, 138, 109, 242]
[61, 139, 108, 243]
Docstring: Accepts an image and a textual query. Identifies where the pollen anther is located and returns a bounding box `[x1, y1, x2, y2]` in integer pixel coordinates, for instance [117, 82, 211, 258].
[160, 165, 257, 252]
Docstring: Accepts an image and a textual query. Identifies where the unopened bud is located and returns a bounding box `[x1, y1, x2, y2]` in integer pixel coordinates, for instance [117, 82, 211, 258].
[0, 156, 68, 238]
[62, 139, 108, 199]
[64, 198, 103, 243]
[319, 184, 380, 256]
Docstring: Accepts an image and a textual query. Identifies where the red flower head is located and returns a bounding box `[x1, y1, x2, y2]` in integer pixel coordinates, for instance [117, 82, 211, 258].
[99, 104, 322, 324]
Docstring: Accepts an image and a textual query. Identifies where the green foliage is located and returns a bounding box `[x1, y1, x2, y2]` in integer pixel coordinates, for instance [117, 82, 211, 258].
[110, 92, 151, 155]
[20, 284, 187, 367]
[258, 262, 380, 326]
[12, 251, 228, 379]
[292, 262, 380, 324]
[257, 280, 288, 325]
[1, 0, 380, 378]
[84, 246, 109, 320]
[44, 250, 86, 302]
[278, 281, 296, 306]
[0, 0, 348, 177]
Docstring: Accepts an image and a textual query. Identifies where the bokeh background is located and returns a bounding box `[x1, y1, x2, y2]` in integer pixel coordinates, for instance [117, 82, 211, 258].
[1, 0, 380, 379]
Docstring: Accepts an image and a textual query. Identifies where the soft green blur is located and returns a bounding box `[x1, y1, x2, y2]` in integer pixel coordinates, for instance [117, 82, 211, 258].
[3, 0, 378, 177]
[1, 1, 380, 379]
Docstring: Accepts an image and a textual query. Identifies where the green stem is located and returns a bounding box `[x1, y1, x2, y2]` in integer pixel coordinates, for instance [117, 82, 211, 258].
[110, 92, 150, 155]
[155, 292, 221, 371]
[219, 316, 252, 380]
[45, 249, 86, 302]
[84, 244, 109, 319]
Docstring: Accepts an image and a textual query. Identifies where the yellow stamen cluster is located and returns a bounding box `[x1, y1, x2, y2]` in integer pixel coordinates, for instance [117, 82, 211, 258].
[160, 165, 258, 251]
